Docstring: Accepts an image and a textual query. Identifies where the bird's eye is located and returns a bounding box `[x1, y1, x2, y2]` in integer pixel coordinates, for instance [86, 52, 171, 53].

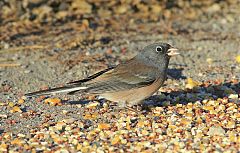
[156, 46, 163, 52]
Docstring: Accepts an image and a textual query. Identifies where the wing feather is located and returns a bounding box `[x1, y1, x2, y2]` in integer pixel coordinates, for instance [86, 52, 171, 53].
[84, 60, 160, 93]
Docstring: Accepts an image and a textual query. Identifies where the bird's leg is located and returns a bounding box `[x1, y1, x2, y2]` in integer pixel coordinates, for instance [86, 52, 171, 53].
[115, 101, 139, 113]
[125, 106, 140, 113]
[117, 101, 127, 108]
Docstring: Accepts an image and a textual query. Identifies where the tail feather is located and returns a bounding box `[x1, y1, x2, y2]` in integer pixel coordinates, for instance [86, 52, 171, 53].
[25, 85, 88, 97]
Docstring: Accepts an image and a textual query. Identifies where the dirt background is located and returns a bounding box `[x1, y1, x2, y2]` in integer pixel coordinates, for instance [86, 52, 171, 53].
[0, 0, 240, 152]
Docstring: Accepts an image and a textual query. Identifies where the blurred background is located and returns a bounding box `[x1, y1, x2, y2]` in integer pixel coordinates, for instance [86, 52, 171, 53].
[1, 0, 239, 49]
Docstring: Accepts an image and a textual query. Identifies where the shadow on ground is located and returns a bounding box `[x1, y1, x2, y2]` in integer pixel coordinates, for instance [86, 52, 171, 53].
[146, 81, 240, 108]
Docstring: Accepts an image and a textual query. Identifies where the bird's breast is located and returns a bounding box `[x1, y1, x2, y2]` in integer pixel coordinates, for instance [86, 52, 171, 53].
[99, 77, 165, 106]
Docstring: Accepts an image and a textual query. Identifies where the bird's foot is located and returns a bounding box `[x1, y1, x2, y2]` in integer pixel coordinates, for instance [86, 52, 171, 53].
[125, 106, 140, 113]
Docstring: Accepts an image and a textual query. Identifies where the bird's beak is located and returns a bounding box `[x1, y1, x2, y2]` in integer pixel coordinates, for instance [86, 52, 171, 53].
[167, 47, 180, 56]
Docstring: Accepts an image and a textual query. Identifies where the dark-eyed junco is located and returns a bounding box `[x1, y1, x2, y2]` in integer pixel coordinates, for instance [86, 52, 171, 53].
[25, 43, 179, 108]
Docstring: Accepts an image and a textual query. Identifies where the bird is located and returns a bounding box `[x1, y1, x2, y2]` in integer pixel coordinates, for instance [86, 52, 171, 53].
[25, 42, 179, 108]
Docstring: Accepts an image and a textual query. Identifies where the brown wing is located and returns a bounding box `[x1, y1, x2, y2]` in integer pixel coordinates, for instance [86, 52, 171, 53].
[83, 59, 161, 94]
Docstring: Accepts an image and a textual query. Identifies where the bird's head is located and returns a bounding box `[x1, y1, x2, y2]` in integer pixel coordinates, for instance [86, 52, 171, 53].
[138, 42, 179, 67]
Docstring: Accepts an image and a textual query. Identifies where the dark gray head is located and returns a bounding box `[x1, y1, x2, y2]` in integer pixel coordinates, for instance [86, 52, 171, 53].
[136, 42, 179, 68]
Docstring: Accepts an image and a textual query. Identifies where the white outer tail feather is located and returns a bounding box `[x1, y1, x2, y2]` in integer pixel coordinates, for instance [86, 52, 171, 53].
[47, 86, 88, 94]
[25, 86, 88, 97]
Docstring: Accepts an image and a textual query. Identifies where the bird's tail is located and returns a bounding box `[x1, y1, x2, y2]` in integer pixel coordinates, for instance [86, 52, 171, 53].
[25, 84, 88, 97]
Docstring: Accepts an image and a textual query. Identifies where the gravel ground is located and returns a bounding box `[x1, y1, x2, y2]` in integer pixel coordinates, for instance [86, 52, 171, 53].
[0, 0, 240, 152]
